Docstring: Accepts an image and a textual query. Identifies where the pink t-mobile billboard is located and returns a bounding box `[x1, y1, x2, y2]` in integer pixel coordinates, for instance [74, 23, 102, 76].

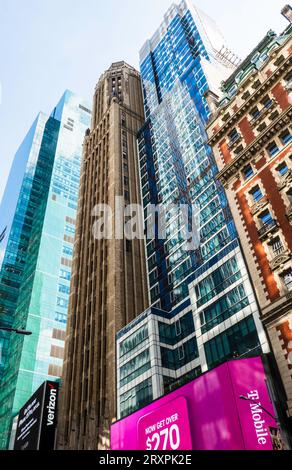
[111, 357, 278, 450]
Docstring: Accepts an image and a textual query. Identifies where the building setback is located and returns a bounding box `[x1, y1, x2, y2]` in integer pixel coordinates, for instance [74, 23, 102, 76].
[206, 18, 292, 420]
[0, 91, 91, 449]
[57, 62, 148, 450]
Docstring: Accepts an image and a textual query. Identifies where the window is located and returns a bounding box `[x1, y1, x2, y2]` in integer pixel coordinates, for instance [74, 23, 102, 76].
[178, 345, 185, 360]
[259, 209, 273, 226]
[234, 144, 244, 155]
[65, 224, 75, 235]
[228, 128, 240, 144]
[250, 185, 263, 202]
[163, 367, 201, 394]
[57, 297, 69, 308]
[250, 106, 260, 121]
[148, 253, 156, 269]
[120, 325, 148, 358]
[58, 284, 70, 295]
[280, 129, 292, 145]
[195, 257, 241, 307]
[261, 95, 273, 109]
[228, 84, 237, 97]
[63, 245, 73, 257]
[281, 269, 292, 292]
[175, 319, 181, 336]
[243, 164, 254, 179]
[120, 349, 150, 387]
[120, 378, 152, 418]
[55, 312, 67, 324]
[270, 237, 284, 256]
[277, 162, 288, 176]
[150, 284, 160, 302]
[267, 141, 279, 157]
[160, 337, 198, 370]
[158, 312, 195, 346]
[60, 269, 71, 281]
[242, 91, 251, 100]
[204, 315, 261, 369]
[200, 284, 249, 333]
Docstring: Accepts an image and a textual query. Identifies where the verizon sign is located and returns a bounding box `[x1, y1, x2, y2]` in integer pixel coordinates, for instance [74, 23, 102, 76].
[14, 381, 59, 450]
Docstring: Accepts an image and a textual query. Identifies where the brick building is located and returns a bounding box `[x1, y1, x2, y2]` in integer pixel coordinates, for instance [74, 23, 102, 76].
[206, 17, 292, 419]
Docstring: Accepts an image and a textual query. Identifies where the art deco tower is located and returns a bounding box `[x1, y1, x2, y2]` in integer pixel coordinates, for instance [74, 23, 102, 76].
[57, 62, 148, 449]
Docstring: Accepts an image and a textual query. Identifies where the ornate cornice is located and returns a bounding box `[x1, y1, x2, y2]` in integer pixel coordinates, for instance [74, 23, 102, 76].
[207, 54, 292, 145]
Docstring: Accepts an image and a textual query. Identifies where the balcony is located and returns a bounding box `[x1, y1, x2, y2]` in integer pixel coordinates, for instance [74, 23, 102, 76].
[258, 219, 278, 240]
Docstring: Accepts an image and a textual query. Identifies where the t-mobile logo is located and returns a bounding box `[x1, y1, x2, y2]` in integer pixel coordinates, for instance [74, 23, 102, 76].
[246, 390, 269, 446]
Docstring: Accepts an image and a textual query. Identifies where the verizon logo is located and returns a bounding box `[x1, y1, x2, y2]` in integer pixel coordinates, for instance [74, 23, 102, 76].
[47, 387, 57, 426]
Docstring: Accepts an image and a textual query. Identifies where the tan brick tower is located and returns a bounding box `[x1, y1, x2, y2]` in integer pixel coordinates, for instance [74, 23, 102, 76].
[57, 62, 148, 449]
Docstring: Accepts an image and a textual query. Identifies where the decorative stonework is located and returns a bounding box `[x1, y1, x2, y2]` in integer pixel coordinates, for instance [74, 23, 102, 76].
[270, 251, 291, 271]
[217, 106, 292, 184]
[278, 168, 292, 190]
[250, 197, 269, 215]
[207, 54, 292, 146]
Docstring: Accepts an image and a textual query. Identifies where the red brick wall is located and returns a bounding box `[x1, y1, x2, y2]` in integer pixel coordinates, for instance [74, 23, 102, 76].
[219, 139, 232, 164]
[236, 185, 280, 301]
[238, 116, 255, 146]
[271, 82, 290, 110]
[254, 153, 267, 171]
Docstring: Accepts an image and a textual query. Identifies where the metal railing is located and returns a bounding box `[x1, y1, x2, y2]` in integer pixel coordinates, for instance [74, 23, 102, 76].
[258, 219, 278, 238]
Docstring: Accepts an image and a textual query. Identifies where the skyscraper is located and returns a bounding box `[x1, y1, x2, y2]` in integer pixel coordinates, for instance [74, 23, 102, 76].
[0, 91, 91, 449]
[115, 0, 270, 420]
[57, 62, 148, 450]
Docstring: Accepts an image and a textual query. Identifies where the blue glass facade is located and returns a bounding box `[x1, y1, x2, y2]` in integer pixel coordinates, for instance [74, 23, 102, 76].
[116, 1, 269, 419]
[0, 91, 91, 448]
[138, 1, 239, 311]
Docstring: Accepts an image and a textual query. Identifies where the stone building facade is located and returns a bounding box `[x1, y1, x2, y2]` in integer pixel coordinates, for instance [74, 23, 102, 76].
[206, 21, 292, 419]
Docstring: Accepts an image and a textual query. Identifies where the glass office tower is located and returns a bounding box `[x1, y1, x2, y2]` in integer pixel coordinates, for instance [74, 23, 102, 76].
[0, 91, 91, 448]
[115, 1, 269, 419]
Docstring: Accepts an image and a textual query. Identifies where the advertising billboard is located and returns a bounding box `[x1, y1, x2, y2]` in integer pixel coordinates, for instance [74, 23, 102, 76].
[14, 381, 59, 450]
[111, 357, 278, 450]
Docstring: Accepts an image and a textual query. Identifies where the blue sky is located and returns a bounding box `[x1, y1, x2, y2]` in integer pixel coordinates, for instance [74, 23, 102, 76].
[0, 0, 289, 203]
